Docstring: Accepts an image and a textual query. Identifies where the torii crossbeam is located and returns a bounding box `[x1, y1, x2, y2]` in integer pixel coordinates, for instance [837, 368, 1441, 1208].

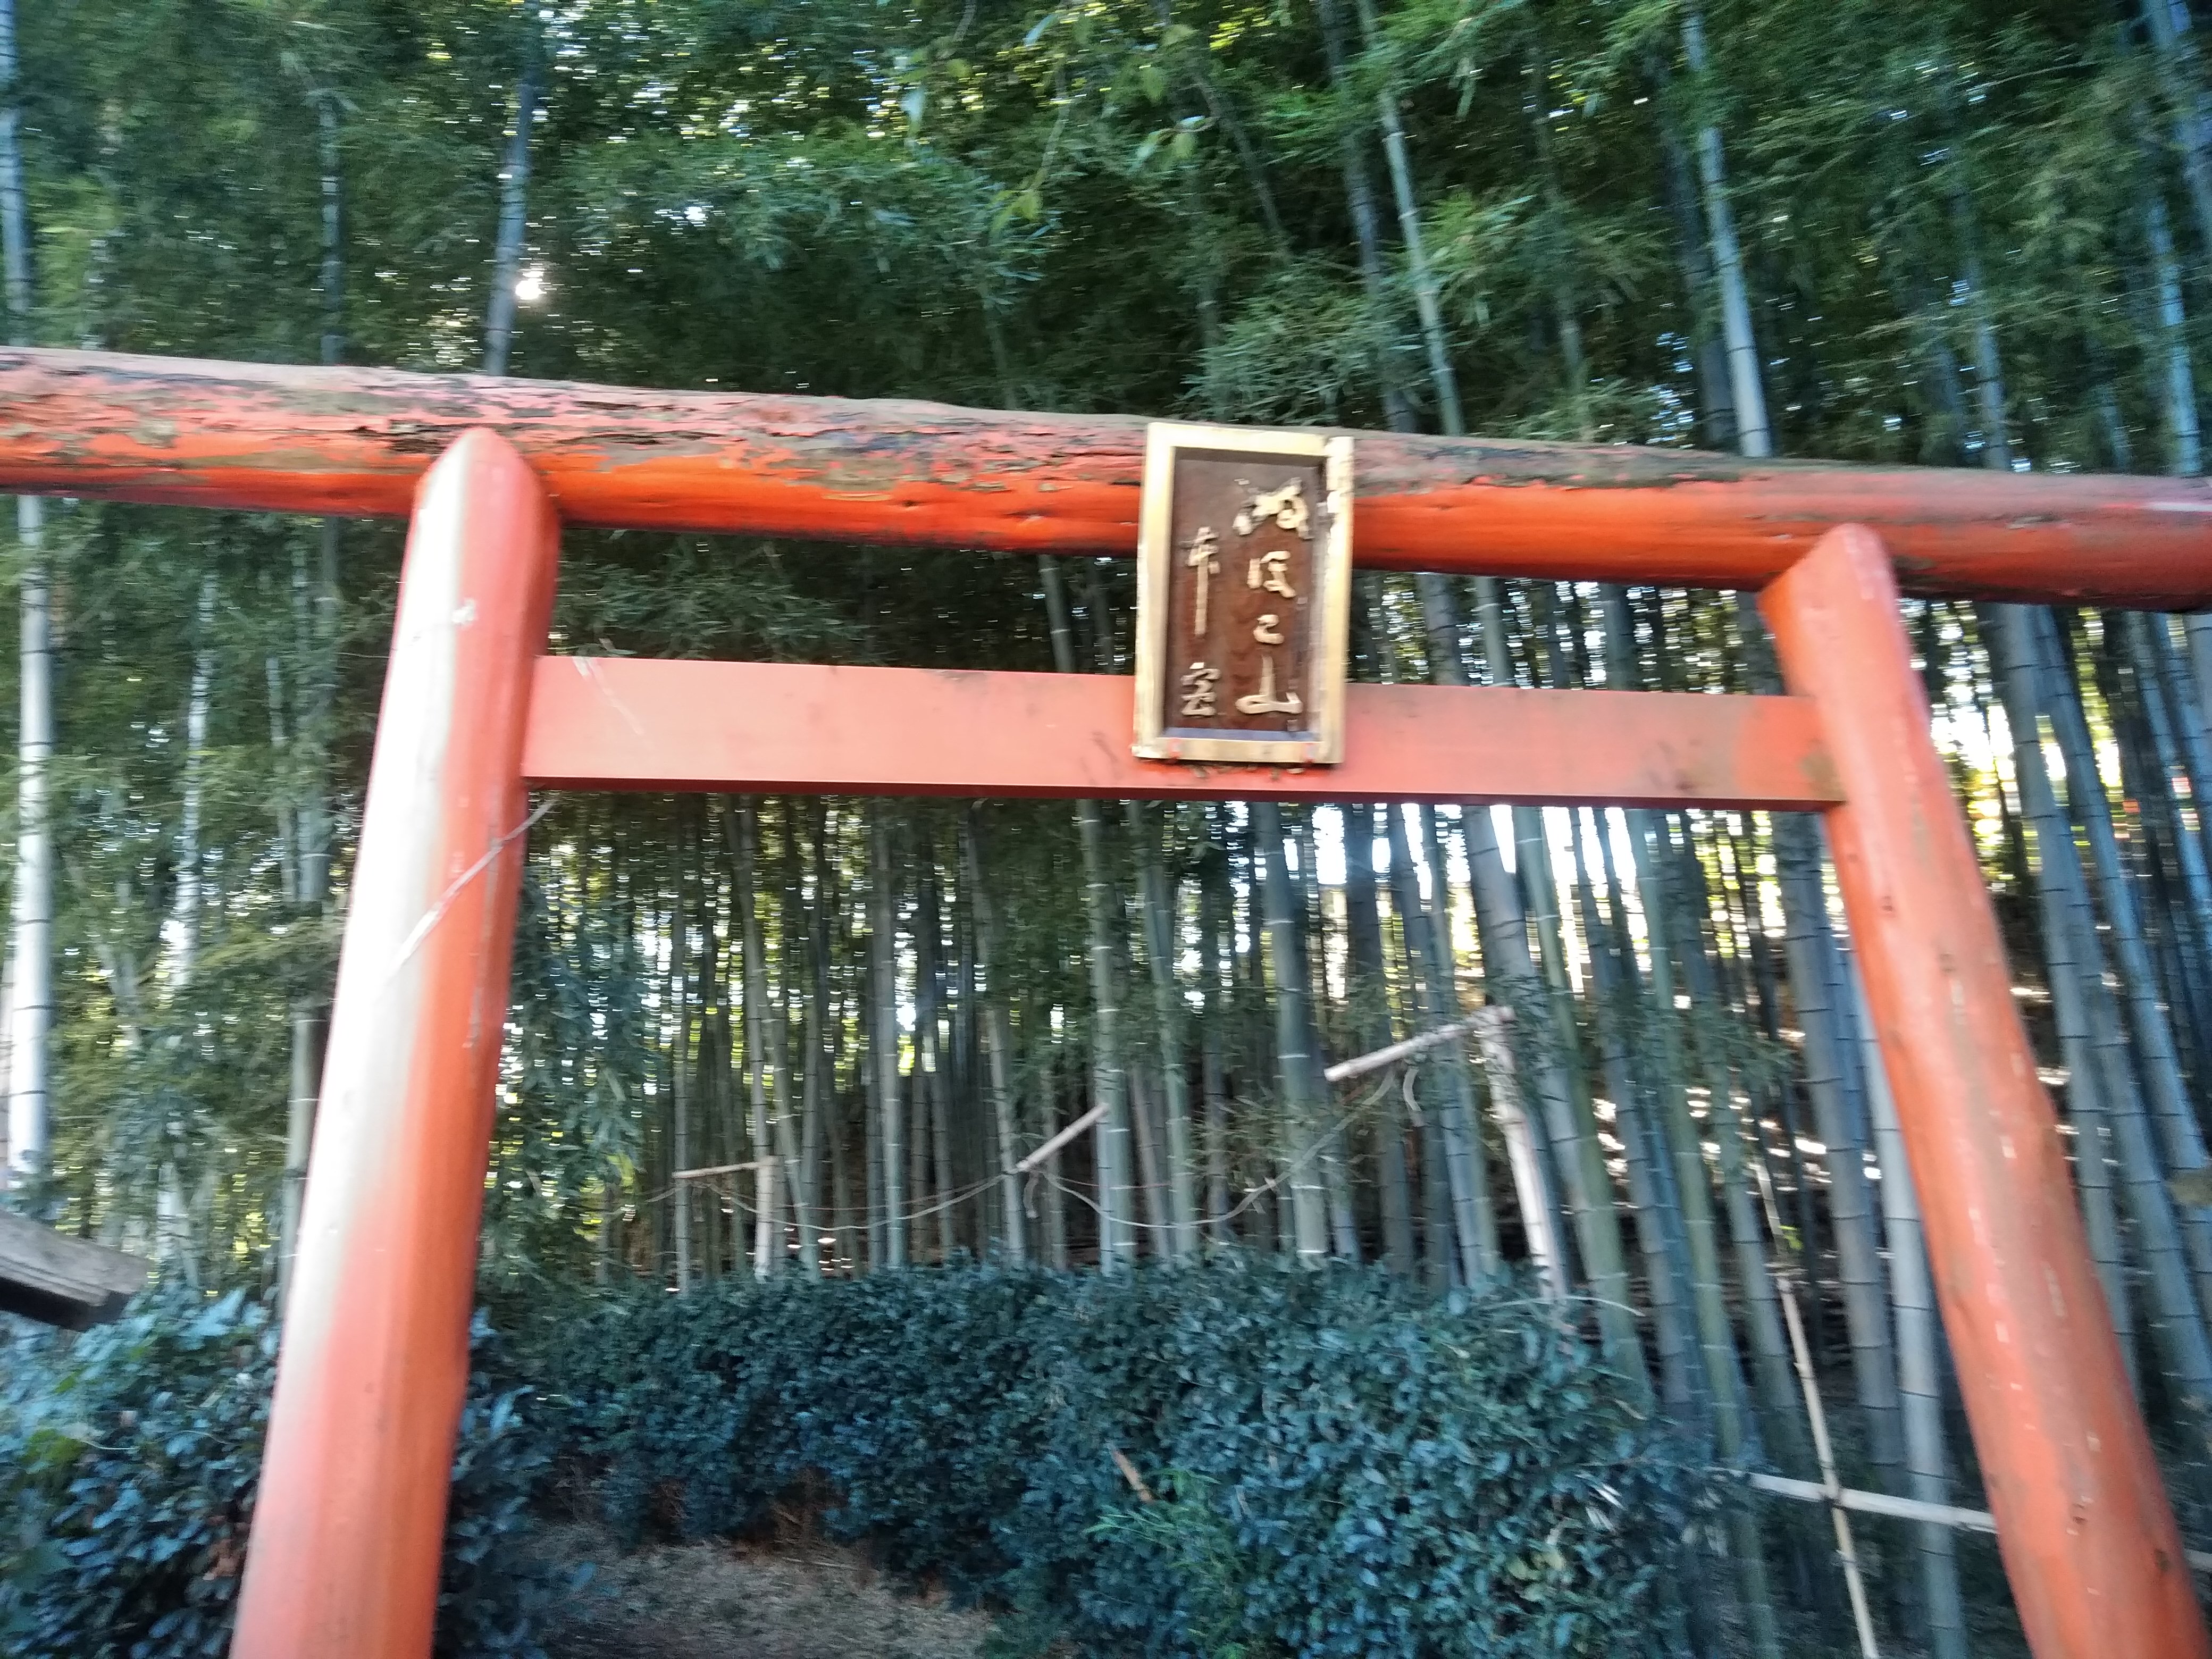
[0, 346, 2200, 1659]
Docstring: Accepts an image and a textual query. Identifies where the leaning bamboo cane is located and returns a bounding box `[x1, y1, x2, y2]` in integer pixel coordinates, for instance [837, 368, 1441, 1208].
[1745, 1120, 1880, 1658]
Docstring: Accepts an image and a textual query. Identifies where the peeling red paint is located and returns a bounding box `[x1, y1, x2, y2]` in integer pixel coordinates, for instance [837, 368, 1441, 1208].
[0, 346, 2209, 604]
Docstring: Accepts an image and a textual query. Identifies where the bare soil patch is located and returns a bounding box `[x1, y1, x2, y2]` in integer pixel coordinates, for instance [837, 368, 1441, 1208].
[532, 1522, 999, 1659]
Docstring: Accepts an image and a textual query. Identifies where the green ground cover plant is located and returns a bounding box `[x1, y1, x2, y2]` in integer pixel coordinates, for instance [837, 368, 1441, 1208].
[0, 1288, 565, 1659]
[540, 1260, 1708, 1656]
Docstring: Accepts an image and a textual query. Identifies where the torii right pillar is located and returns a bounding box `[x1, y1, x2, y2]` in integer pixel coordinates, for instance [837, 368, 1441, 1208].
[1764, 524, 2210, 1657]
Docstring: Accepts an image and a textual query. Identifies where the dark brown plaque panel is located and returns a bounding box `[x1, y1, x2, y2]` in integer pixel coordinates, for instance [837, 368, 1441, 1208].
[1134, 425, 1352, 766]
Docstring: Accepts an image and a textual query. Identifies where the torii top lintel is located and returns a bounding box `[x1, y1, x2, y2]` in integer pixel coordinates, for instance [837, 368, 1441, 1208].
[0, 345, 2206, 608]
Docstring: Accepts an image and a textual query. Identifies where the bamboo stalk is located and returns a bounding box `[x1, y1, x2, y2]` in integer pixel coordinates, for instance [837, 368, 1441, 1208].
[1626, 809, 1759, 1449]
[2103, 618, 2212, 1070]
[917, 850, 957, 1266]
[670, 830, 696, 1293]
[1292, 810, 1361, 1262]
[672, 1160, 759, 1181]
[1665, 822, 1814, 1478]
[1604, 597, 1764, 1453]
[1136, 803, 1200, 1257]
[1043, 563, 1134, 1270]
[1384, 804, 1495, 1279]
[1574, 801, 1700, 1416]
[735, 801, 784, 1278]
[868, 810, 903, 1269]
[2032, 606, 2212, 1320]
[1256, 802, 1330, 1266]
[1989, 604, 2210, 1404]
[1197, 828, 1233, 1244]
[1379, 810, 1462, 1288]
[1342, 800, 1416, 1273]
[1464, 588, 1579, 1285]
[1468, 1013, 1568, 1301]
[963, 811, 1027, 1266]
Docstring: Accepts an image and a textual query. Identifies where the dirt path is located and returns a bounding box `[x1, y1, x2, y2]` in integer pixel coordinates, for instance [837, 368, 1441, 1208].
[533, 1523, 999, 1659]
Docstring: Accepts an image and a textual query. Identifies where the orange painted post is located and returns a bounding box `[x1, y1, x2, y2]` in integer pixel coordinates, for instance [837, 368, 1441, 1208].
[230, 431, 560, 1659]
[1761, 524, 2210, 1659]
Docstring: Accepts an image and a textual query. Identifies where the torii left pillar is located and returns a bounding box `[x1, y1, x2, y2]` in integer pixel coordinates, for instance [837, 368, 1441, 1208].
[231, 431, 559, 1658]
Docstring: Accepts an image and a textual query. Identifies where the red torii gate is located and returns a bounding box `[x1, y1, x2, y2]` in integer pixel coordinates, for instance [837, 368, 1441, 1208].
[0, 346, 2204, 1659]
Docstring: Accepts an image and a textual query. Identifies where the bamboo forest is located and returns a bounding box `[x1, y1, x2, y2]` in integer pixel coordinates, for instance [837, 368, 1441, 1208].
[11, 0, 2212, 1655]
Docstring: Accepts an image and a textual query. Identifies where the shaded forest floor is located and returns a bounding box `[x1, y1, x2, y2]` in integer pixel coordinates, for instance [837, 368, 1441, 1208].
[532, 1523, 1000, 1659]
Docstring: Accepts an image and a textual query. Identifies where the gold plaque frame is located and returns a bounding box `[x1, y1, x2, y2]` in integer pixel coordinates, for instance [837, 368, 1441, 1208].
[1132, 422, 1353, 766]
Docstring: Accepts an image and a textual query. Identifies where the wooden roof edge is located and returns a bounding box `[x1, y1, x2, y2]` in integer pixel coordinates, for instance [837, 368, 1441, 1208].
[0, 1207, 152, 1329]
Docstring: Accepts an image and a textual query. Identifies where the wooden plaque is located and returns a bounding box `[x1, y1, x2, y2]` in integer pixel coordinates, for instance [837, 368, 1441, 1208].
[1133, 423, 1353, 766]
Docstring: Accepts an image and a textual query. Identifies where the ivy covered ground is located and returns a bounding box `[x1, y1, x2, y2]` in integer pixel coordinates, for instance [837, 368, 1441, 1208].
[3, 1263, 1713, 1658]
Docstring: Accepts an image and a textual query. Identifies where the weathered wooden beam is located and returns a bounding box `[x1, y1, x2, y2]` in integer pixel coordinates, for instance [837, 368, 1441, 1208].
[1, 347, 2209, 604]
[0, 1209, 149, 1329]
[521, 658, 1845, 808]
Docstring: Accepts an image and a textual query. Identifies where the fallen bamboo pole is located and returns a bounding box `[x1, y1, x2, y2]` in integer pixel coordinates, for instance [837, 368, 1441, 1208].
[1321, 1011, 1499, 1084]
[672, 1160, 758, 1181]
[1015, 1101, 1109, 1175]
[1, 347, 2209, 604]
[1744, 1472, 2212, 1577]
